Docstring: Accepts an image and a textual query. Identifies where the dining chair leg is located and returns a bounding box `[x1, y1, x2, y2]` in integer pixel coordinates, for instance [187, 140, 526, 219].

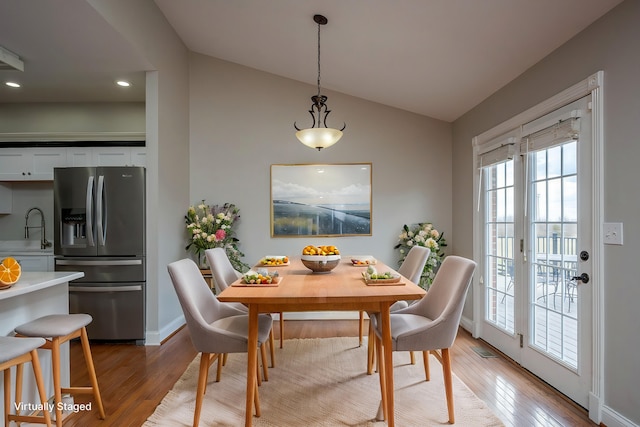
[256, 358, 262, 387]
[279, 312, 284, 348]
[358, 311, 364, 346]
[422, 350, 430, 381]
[253, 376, 261, 417]
[194, 353, 210, 427]
[268, 329, 276, 368]
[441, 348, 455, 424]
[367, 321, 375, 375]
[260, 344, 269, 381]
[375, 333, 387, 421]
[203, 353, 218, 394]
[216, 353, 223, 382]
[410, 351, 416, 364]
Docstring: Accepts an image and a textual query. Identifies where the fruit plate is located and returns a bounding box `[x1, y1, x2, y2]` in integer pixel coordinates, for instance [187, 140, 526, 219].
[258, 256, 290, 266]
[350, 256, 377, 266]
[363, 277, 404, 286]
[361, 271, 403, 285]
[233, 276, 282, 287]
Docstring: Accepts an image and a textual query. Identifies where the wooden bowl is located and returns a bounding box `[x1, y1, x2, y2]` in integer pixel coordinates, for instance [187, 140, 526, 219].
[301, 254, 341, 273]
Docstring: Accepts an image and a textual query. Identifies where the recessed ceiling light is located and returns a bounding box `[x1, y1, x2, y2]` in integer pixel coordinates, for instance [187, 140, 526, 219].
[5, 81, 21, 88]
[116, 80, 131, 87]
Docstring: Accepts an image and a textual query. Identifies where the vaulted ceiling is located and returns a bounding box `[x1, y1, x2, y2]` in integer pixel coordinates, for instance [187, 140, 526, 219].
[0, 0, 623, 122]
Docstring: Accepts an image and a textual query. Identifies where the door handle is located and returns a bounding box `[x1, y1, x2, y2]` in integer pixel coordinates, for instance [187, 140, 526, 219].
[571, 273, 589, 284]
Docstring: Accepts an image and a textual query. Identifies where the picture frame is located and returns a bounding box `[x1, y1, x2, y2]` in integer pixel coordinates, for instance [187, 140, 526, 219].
[271, 163, 372, 237]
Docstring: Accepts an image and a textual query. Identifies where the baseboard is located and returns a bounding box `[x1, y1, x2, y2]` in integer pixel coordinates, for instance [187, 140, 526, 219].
[601, 405, 639, 427]
[459, 315, 474, 334]
[145, 314, 186, 346]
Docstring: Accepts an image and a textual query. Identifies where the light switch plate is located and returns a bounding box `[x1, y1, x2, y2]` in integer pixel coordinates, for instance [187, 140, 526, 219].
[604, 222, 623, 245]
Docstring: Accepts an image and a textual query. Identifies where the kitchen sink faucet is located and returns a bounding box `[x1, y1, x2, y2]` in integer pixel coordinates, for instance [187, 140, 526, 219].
[25, 207, 51, 249]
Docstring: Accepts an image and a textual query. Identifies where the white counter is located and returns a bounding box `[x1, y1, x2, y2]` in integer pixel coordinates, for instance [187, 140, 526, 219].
[0, 271, 82, 420]
[0, 271, 82, 302]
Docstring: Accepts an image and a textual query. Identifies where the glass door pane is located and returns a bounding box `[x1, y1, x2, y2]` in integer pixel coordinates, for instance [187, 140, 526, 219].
[529, 141, 578, 369]
[485, 160, 515, 334]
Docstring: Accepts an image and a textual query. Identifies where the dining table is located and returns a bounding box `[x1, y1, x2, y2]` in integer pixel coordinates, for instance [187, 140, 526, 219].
[217, 255, 426, 427]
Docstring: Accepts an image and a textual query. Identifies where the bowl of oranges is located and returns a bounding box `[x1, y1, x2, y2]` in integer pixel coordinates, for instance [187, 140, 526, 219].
[301, 245, 341, 273]
[0, 256, 22, 290]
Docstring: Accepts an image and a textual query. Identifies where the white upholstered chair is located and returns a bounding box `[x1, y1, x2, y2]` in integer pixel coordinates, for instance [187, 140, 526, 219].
[371, 255, 476, 424]
[364, 246, 431, 373]
[167, 258, 274, 427]
[206, 248, 281, 355]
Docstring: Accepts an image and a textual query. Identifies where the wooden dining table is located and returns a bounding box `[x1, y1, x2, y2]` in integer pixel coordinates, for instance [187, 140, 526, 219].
[218, 256, 426, 427]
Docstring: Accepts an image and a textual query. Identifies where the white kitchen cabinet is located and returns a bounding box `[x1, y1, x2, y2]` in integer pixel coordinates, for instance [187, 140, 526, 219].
[92, 147, 131, 166]
[6, 254, 54, 272]
[0, 183, 11, 213]
[0, 148, 67, 180]
[130, 147, 146, 166]
[66, 147, 93, 167]
[92, 147, 146, 166]
[0, 147, 147, 181]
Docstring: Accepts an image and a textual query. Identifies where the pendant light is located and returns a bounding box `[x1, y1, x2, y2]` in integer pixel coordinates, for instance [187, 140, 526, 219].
[294, 14, 346, 151]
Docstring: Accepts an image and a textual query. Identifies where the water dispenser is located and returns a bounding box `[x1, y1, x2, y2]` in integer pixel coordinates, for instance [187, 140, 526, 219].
[60, 209, 87, 247]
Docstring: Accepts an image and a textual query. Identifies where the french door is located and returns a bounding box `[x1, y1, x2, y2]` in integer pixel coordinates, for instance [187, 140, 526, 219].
[478, 96, 592, 407]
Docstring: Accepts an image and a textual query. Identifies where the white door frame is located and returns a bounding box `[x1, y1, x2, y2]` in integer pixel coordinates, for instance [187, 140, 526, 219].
[471, 71, 604, 423]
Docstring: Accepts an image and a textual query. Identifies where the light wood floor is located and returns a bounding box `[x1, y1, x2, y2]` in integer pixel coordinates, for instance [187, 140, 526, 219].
[65, 320, 597, 427]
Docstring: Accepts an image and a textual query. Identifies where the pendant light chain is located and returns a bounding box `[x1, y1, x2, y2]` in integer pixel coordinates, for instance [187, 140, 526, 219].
[316, 20, 322, 98]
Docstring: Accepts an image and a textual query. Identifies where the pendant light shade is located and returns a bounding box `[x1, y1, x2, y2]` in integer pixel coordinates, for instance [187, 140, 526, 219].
[296, 128, 343, 150]
[294, 14, 345, 151]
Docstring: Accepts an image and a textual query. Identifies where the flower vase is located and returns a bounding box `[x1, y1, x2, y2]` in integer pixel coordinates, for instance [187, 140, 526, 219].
[197, 253, 209, 270]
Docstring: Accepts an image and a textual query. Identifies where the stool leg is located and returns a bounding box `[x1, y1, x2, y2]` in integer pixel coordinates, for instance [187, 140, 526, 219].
[31, 349, 53, 426]
[15, 363, 23, 416]
[51, 337, 63, 427]
[4, 367, 10, 427]
[80, 327, 105, 419]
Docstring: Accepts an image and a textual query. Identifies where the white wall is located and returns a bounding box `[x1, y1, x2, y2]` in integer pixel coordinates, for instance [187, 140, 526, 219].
[0, 103, 144, 133]
[188, 53, 452, 268]
[452, 1, 640, 425]
[89, 0, 190, 344]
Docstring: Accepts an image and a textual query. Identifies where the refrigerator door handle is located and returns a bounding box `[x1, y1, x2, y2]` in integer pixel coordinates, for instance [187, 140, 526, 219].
[56, 259, 143, 266]
[86, 175, 95, 247]
[70, 285, 143, 292]
[96, 174, 106, 246]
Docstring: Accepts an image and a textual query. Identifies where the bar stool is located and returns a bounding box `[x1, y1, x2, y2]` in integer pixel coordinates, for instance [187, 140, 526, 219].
[15, 314, 105, 426]
[1, 335, 52, 426]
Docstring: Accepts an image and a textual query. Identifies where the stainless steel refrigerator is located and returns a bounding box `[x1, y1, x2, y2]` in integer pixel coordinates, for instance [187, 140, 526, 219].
[54, 166, 145, 344]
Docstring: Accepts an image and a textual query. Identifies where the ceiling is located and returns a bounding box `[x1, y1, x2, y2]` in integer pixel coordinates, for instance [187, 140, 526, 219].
[0, 0, 623, 122]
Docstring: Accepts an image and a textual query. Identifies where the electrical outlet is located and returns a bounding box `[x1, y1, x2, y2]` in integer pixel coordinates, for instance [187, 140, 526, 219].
[604, 222, 623, 245]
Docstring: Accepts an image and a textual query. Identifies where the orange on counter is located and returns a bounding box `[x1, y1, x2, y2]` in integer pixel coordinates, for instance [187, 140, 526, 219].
[0, 256, 21, 286]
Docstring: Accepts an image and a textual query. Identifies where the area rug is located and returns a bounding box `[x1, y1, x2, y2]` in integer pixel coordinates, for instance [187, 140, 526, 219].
[144, 337, 504, 426]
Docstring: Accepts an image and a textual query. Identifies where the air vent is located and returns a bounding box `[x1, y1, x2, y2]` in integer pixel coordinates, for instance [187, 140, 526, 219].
[0, 46, 24, 71]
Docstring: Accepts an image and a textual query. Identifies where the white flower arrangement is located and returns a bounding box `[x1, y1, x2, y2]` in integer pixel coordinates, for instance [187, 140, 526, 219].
[395, 222, 447, 289]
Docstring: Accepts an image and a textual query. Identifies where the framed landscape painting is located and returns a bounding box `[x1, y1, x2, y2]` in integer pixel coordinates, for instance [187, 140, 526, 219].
[271, 163, 372, 237]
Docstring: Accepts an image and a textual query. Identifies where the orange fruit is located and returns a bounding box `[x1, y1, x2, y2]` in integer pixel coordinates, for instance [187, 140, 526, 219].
[0, 257, 21, 286]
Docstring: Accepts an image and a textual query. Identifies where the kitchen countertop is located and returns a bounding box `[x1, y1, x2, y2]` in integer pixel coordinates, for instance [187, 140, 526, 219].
[0, 271, 83, 301]
[0, 240, 54, 255]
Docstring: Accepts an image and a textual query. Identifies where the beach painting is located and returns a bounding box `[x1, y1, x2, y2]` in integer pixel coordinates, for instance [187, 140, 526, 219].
[271, 163, 372, 237]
